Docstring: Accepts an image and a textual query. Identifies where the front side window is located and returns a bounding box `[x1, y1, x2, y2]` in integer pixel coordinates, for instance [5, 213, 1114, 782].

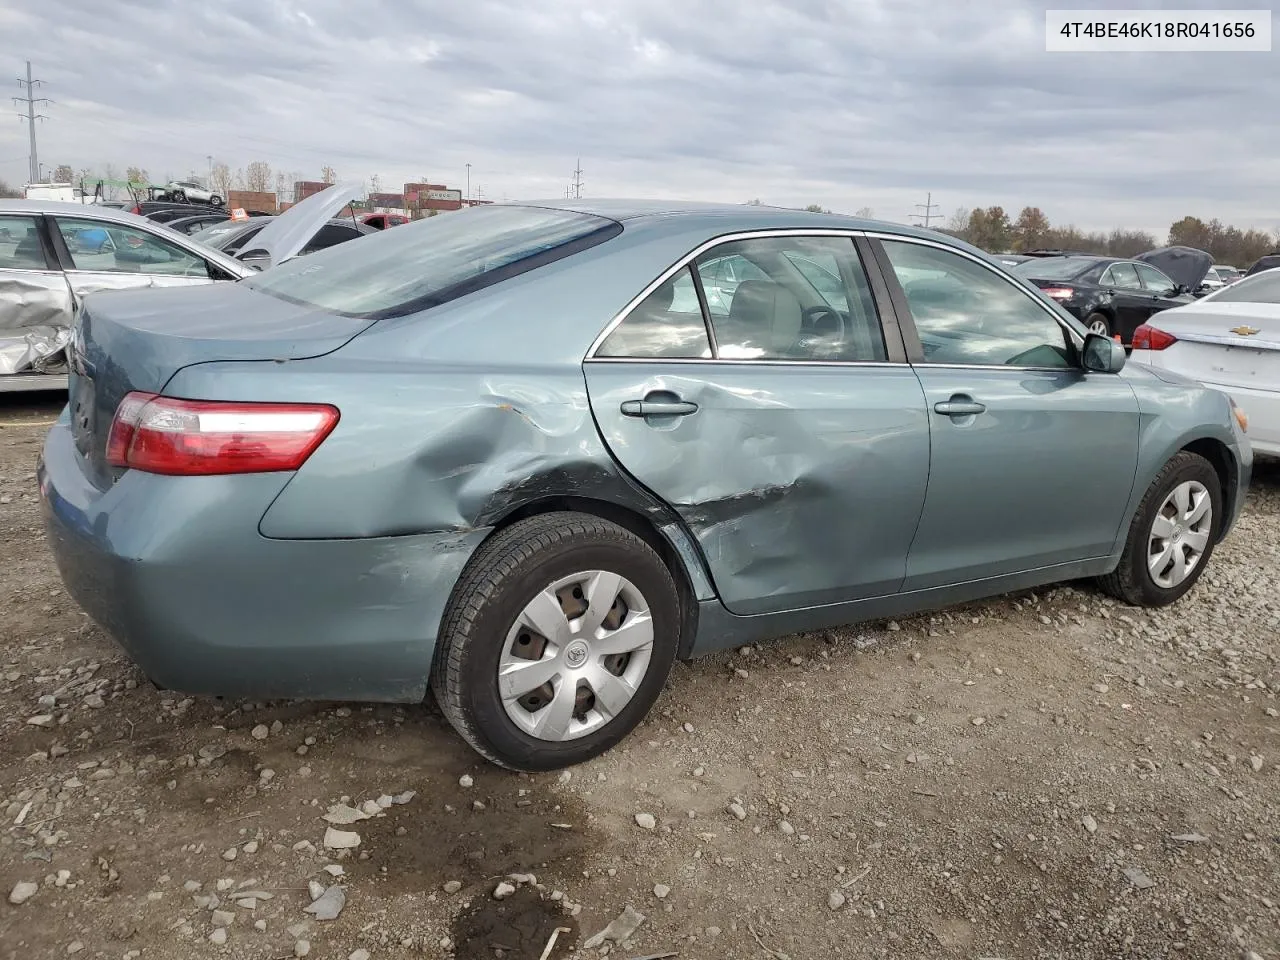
[55, 217, 211, 278]
[881, 239, 1074, 368]
[247, 204, 621, 319]
[1135, 263, 1178, 296]
[0, 216, 47, 270]
[596, 267, 712, 359]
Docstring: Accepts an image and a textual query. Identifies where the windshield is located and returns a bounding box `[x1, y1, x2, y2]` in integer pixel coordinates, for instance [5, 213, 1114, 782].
[1206, 268, 1280, 304]
[1011, 257, 1098, 280]
[244, 204, 622, 318]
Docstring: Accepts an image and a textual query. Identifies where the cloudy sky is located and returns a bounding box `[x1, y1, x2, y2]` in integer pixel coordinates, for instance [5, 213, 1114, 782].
[2, 0, 1276, 236]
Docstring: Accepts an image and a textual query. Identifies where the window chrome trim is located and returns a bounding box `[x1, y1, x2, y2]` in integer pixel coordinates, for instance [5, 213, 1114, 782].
[586, 228, 883, 360]
[860, 230, 1087, 353]
[585, 357, 906, 368]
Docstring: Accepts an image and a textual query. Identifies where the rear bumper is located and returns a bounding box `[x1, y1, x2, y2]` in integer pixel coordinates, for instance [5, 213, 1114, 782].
[38, 419, 489, 703]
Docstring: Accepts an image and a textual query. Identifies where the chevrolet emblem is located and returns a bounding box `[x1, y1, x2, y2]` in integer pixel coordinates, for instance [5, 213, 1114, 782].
[1229, 325, 1260, 336]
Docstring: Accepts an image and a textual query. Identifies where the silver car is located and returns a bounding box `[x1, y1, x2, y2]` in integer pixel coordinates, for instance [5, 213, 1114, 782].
[0, 184, 364, 391]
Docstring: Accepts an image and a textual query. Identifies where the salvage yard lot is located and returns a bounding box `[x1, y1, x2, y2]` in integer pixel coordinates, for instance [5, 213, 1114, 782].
[0, 392, 1276, 960]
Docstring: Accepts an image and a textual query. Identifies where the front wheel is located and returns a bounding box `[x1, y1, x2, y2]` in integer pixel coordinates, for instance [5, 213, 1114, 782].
[1097, 451, 1221, 607]
[431, 512, 682, 770]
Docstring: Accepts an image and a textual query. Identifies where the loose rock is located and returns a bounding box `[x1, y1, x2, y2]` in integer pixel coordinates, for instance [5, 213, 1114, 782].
[635, 812, 656, 830]
[9, 881, 38, 905]
[323, 827, 361, 850]
[303, 886, 346, 921]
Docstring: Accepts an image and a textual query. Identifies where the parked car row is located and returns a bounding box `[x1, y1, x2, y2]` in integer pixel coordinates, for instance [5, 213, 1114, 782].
[0, 182, 366, 389]
[34, 199, 1253, 770]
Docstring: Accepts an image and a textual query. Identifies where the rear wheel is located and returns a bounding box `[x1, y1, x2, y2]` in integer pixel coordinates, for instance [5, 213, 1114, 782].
[1097, 451, 1220, 607]
[1085, 312, 1112, 337]
[431, 512, 681, 770]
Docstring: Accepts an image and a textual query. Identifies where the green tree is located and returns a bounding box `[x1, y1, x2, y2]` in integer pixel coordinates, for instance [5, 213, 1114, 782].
[125, 165, 149, 185]
[1012, 206, 1050, 251]
[966, 206, 1012, 251]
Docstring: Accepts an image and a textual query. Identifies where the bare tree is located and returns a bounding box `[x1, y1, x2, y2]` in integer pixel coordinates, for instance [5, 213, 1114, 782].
[53, 164, 73, 182]
[321, 165, 337, 184]
[370, 173, 382, 194]
[210, 162, 232, 200]
[945, 207, 971, 237]
[0, 178, 20, 198]
[854, 206, 874, 218]
[125, 166, 149, 186]
[244, 161, 272, 193]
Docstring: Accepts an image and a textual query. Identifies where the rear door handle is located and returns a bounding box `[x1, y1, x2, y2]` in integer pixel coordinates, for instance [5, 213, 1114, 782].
[621, 399, 699, 417]
[934, 398, 986, 416]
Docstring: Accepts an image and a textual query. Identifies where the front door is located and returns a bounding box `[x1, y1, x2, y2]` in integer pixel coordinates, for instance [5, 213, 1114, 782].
[48, 215, 220, 317]
[1098, 260, 1149, 341]
[874, 237, 1141, 590]
[584, 234, 930, 616]
[1134, 261, 1190, 321]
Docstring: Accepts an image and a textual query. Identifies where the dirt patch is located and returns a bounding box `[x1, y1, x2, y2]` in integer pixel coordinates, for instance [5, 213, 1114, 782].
[451, 886, 578, 959]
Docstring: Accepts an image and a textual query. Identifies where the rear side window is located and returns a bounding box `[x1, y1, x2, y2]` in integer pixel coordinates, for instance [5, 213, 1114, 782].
[596, 267, 712, 358]
[246, 205, 622, 319]
[0, 216, 47, 270]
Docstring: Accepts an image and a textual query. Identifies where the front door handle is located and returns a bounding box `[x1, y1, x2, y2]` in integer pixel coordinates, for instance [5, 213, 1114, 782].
[621, 399, 699, 417]
[934, 398, 986, 417]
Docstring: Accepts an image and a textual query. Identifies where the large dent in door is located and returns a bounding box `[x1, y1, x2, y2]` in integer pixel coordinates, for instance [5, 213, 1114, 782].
[0, 272, 73, 374]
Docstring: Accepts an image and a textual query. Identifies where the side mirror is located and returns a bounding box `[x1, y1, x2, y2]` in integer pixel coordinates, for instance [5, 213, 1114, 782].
[1082, 332, 1126, 374]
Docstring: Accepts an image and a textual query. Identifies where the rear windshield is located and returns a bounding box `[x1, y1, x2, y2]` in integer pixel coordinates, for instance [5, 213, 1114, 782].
[1208, 268, 1280, 304]
[244, 205, 622, 319]
[1011, 256, 1098, 280]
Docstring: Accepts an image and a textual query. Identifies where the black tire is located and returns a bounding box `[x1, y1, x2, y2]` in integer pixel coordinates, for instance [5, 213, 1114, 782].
[1084, 312, 1112, 337]
[430, 512, 682, 770]
[1097, 451, 1221, 607]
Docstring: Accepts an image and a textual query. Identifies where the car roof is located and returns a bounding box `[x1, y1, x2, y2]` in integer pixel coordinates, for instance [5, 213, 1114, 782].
[0, 198, 178, 225]
[511, 198, 987, 251]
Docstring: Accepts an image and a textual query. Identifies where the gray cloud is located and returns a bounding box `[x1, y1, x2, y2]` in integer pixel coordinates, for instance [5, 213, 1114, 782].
[2, 0, 1277, 235]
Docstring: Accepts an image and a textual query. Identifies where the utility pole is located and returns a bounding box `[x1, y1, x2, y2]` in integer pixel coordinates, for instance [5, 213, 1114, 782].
[909, 191, 940, 229]
[14, 61, 52, 185]
[571, 158, 583, 199]
[207, 155, 213, 188]
[465, 162, 471, 203]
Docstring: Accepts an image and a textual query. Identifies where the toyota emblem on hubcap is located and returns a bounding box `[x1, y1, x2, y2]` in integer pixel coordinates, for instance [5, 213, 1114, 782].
[564, 640, 589, 667]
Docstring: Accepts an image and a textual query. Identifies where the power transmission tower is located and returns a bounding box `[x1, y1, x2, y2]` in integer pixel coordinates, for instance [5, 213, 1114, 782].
[13, 61, 52, 184]
[571, 158, 583, 199]
[909, 191, 940, 228]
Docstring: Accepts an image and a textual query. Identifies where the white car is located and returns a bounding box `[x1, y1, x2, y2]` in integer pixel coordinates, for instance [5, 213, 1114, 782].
[166, 180, 222, 206]
[1128, 266, 1280, 456]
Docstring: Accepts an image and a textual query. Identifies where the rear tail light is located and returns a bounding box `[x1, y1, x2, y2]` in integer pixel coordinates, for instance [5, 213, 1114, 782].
[105, 392, 339, 475]
[1131, 324, 1177, 351]
[1040, 286, 1076, 300]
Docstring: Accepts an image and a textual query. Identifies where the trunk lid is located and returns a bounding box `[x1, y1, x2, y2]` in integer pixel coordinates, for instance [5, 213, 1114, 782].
[1149, 301, 1280, 351]
[68, 280, 375, 487]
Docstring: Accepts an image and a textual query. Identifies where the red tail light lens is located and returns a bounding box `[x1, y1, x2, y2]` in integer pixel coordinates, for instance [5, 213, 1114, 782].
[1131, 324, 1177, 350]
[105, 392, 340, 475]
[1041, 286, 1076, 300]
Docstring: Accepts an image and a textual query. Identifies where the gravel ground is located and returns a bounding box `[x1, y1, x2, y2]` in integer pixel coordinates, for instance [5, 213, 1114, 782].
[0, 391, 1276, 960]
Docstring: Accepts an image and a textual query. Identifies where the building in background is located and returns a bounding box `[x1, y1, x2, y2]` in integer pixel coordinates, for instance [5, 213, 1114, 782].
[227, 190, 278, 214]
[404, 183, 463, 217]
[292, 180, 332, 203]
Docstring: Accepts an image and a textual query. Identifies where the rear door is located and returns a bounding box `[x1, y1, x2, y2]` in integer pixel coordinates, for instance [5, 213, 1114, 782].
[871, 235, 1141, 589]
[0, 213, 74, 374]
[583, 233, 931, 615]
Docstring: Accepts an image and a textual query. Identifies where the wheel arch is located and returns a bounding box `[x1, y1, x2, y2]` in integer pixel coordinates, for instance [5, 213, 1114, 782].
[471, 495, 711, 660]
[1179, 436, 1239, 540]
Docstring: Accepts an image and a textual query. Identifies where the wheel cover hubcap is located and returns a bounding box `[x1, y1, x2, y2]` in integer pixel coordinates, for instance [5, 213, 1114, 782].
[498, 570, 654, 742]
[1089, 319, 1108, 334]
[1147, 480, 1212, 589]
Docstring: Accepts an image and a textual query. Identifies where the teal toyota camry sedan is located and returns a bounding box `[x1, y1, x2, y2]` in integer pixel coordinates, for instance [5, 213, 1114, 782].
[38, 198, 1252, 770]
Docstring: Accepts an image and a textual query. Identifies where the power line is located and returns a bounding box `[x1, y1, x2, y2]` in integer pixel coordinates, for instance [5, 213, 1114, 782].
[13, 60, 52, 184]
[571, 157, 583, 199]
[909, 191, 940, 229]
